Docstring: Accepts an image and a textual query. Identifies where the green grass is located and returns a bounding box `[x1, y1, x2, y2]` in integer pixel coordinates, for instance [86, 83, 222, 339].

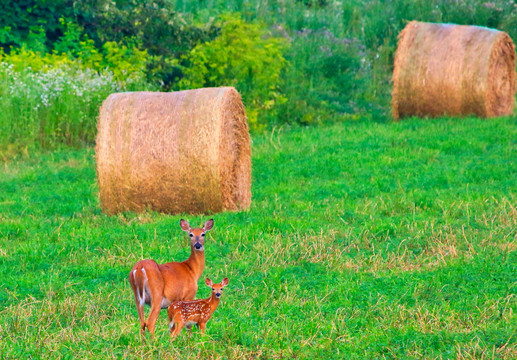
[0, 117, 516, 358]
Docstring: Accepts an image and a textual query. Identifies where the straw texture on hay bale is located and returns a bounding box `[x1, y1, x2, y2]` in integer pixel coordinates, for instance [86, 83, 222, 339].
[96, 87, 251, 215]
[392, 21, 516, 119]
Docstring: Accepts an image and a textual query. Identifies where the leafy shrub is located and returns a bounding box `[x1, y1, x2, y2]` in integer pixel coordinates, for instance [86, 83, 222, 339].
[1, 48, 74, 72]
[0, 0, 73, 51]
[0, 1, 217, 89]
[100, 41, 148, 84]
[3, 41, 148, 86]
[53, 19, 149, 84]
[177, 14, 289, 130]
[73, 0, 218, 88]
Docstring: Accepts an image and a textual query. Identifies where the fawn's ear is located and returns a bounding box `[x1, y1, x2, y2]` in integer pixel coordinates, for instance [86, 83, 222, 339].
[180, 219, 190, 232]
[205, 278, 213, 287]
[221, 277, 229, 287]
[203, 219, 214, 232]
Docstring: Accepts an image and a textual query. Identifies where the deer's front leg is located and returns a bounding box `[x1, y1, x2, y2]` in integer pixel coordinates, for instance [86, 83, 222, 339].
[198, 322, 207, 335]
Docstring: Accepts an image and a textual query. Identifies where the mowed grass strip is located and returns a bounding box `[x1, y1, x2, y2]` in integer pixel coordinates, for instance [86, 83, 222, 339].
[0, 117, 516, 359]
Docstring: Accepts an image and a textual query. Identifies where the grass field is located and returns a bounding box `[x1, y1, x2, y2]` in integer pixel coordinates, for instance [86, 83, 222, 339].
[0, 117, 516, 359]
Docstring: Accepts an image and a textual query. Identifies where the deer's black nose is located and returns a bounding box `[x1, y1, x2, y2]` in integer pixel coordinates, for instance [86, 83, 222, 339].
[194, 243, 202, 250]
[215, 293, 221, 298]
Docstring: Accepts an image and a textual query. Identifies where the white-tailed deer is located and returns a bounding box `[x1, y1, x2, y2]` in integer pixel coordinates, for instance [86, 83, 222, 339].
[128, 218, 214, 338]
[167, 277, 229, 339]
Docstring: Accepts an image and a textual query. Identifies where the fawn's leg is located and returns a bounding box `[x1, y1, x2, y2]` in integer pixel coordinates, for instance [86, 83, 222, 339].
[199, 322, 207, 335]
[185, 324, 193, 337]
[171, 320, 185, 339]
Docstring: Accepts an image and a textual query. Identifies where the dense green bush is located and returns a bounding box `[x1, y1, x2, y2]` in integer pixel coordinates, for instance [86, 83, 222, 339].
[177, 15, 289, 129]
[0, 0, 73, 51]
[72, 0, 218, 88]
[0, 0, 217, 89]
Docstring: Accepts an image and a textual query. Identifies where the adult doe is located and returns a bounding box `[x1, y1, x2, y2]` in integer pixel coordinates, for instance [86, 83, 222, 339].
[128, 219, 214, 337]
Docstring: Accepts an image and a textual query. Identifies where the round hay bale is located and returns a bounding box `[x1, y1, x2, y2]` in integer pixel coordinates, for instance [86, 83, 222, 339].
[392, 21, 516, 119]
[95, 87, 251, 215]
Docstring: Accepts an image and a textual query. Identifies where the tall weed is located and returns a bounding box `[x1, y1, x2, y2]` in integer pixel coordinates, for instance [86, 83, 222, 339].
[0, 54, 150, 158]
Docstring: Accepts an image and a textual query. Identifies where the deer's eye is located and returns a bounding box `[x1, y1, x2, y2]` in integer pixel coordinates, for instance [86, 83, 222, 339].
[201, 233, 205, 237]
[212, 288, 215, 291]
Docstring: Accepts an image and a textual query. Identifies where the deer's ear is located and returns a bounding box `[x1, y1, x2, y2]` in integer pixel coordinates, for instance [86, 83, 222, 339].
[205, 278, 213, 287]
[203, 219, 214, 232]
[221, 277, 229, 287]
[180, 219, 190, 232]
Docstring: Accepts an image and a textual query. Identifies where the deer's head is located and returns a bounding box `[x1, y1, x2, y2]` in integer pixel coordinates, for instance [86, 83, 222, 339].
[205, 277, 229, 299]
[180, 219, 214, 251]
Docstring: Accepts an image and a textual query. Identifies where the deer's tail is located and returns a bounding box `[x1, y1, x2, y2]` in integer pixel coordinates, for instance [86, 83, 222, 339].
[131, 267, 148, 307]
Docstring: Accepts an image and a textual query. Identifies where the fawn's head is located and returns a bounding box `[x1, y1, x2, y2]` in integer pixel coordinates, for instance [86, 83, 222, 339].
[205, 277, 229, 299]
[180, 219, 214, 251]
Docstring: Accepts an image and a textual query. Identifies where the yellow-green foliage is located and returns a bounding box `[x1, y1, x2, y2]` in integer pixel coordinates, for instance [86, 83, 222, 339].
[0, 48, 75, 72]
[1, 39, 148, 85]
[178, 14, 289, 129]
[101, 41, 148, 84]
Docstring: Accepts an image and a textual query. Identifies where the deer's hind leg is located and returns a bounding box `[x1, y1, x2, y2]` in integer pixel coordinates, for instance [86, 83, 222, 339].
[129, 267, 147, 337]
[140, 264, 164, 338]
